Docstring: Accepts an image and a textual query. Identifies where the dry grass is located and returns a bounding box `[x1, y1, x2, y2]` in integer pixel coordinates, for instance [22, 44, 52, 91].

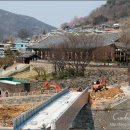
[13, 70, 37, 79]
[0, 102, 41, 127]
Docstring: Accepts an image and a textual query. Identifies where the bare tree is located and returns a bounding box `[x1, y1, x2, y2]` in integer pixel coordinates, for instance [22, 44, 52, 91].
[2, 34, 15, 44]
[60, 22, 70, 30]
[33, 66, 47, 80]
[18, 28, 31, 40]
[120, 29, 130, 65]
[42, 30, 46, 35]
[49, 34, 103, 77]
[117, 29, 130, 89]
[93, 45, 115, 65]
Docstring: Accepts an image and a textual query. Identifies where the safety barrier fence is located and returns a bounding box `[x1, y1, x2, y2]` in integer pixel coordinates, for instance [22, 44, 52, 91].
[0, 87, 77, 98]
[13, 88, 69, 130]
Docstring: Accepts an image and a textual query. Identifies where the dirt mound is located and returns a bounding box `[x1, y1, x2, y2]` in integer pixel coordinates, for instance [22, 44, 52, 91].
[89, 86, 125, 110]
[90, 86, 124, 100]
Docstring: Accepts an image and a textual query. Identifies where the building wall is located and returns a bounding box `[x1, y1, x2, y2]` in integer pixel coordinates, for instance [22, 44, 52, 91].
[33, 44, 126, 63]
[0, 94, 50, 104]
[15, 42, 28, 50]
[0, 82, 24, 97]
[92, 45, 115, 62]
[0, 49, 5, 57]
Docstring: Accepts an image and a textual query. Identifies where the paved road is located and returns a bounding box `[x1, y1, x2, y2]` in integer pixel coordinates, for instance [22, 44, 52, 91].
[0, 63, 30, 77]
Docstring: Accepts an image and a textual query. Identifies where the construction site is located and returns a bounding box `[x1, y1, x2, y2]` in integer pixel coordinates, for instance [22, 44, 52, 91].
[0, 0, 130, 129]
[0, 62, 129, 130]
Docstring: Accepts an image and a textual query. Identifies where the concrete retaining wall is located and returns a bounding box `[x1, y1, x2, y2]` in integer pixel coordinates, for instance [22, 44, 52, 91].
[54, 88, 89, 130]
[0, 90, 59, 104]
[7, 65, 30, 77]
[13, 88, 69, 130]
[0, 94, 50, 104]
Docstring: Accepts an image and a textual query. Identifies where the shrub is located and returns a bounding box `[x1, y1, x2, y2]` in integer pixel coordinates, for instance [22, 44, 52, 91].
[52, 72, 57, 78]
[0, 57, 14, 67]
[52, 71, 69, 79]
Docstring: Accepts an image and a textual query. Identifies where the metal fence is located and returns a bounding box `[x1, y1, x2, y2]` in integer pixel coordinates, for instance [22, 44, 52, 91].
[13, 88, 69, 130]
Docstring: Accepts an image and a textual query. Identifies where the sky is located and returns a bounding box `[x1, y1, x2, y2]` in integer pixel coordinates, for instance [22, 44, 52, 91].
[0, 1, 106, 28]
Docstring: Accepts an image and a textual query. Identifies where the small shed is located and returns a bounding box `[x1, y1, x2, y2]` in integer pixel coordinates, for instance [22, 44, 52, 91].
[18, 51, 41, 64]
[0, 77, 30, 97]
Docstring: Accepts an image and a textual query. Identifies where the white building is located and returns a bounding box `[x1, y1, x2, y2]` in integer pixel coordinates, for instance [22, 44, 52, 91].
[0, 43, 11, 57]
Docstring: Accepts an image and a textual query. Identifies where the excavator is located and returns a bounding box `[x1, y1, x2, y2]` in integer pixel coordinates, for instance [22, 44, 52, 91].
[43, 81, 62, 91]
[92, 78, 107, 92]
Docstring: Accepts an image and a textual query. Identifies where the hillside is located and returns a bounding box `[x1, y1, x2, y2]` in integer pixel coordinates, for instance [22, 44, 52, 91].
[61, 0, 130, 28]
[87, 0, 130, 24]
[0, 9, 56, 40]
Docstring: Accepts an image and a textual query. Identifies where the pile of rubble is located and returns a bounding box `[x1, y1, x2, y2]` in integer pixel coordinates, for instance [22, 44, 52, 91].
[90, 86, 124, 100]
[89, 86, 126, 110]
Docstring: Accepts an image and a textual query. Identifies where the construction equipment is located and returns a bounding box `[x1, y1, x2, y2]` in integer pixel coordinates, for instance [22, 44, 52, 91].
[77, 87, 83, 92]
[43, 81, 62, 91]
[92, 78, 107, 92]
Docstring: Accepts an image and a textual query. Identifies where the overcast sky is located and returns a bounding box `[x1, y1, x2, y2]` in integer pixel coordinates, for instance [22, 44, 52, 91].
[0, 1, 106, 27]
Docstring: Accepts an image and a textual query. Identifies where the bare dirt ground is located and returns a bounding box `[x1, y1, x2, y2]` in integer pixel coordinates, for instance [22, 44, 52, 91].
[89, 86, 125, 109]
[90, 86, 123, 100]
[0, 102, 41, 127]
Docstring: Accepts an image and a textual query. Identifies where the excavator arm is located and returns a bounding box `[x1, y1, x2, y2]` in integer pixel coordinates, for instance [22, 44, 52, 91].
[43, 81, 62, 91]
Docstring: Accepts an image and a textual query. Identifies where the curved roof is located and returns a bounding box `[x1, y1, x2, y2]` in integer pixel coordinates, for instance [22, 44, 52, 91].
[29, 32, 121, 49]
[29, 35, 67, 49]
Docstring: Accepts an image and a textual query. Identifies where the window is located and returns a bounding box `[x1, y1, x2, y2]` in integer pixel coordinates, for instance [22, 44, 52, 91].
[0, 45, 4, 48]
[5, 91, 9, 97]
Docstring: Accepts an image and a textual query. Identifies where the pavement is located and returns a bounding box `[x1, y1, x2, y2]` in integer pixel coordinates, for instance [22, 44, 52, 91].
[120, 82, 130, 98]
[0, 63, 30, 77]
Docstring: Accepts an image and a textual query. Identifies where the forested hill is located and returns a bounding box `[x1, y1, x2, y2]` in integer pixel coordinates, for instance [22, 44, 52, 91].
[87, 0, 130, 23]
[61, 0, 130, 28]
